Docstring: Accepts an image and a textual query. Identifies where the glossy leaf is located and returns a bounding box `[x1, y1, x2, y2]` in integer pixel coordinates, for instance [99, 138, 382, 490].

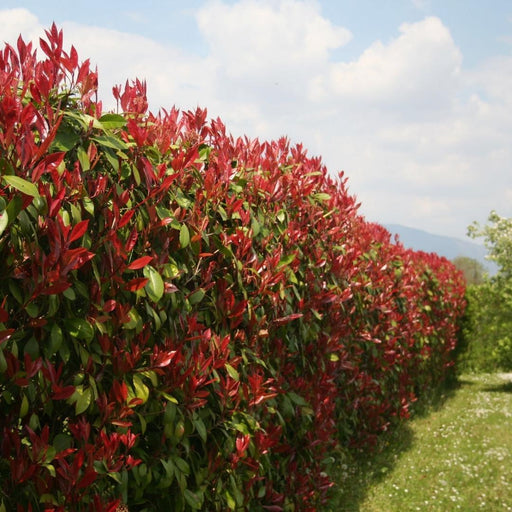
[128, 256, 153, 270]
[0, 211, 7, 236]
[2, 175, 39, 198]
[143, 266, 164, 303]
[179, 224, 190, 249]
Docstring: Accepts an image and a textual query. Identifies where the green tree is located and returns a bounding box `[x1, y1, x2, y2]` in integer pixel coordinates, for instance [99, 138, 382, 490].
[464, 211, 512, 370]
[468, 211, 512, 279]
[452, 256, 486, 285]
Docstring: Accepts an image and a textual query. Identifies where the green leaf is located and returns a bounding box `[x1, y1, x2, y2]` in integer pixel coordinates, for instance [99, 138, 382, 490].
[184, 489, 203, 510]
[137, 412, 147, 435]
[0, 210, 8, 236]
[63, 287, 76, 301]
[232, 422, 249, 435]
[98, 113, 126, 129]
[140, 369, 158, 387]
[53, 433, 72, 452]
[24, 336, 39, 359]
[225, 490, 236, 511]
[161, 458, 175, 480]
[288, 391, 308, 406]
[52, 127, 80, 151]
[194, 418, 207, 442]
[64, 110, 103, 130]
[251, 216, 261, 237]
[5, 195, 23, 226]
[278, 254, 296, 267]
[66, 318, 94, 343]
[144, 266, 164, 303]
[189, 288, 205, 305]
[92, 135, 128, 151]
[174, 457, 190, 475]
[0, 349, 7, 373]
[103, 147, 120, 172]
[75, 387, 92, 415]
[29, 412, 40, 431]
[132, 374, 150, 404]
[313, 192, 331, 202]
[77, 145, 90, 171]
[179, 224, 190, 248]
[225, 363, 239, 381]
[2, 175, 39, 198]
[83, 196, 94, 217]
[163, 402, 177, 425]
[20, 394, 29, 418]
[160, 392, 178, 404]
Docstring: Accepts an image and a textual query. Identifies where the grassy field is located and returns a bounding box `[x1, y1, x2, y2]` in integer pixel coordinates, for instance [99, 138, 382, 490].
[328, 373, 512, 511]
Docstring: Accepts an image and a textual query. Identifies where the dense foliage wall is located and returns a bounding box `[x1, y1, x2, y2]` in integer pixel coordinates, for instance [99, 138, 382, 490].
[0, 27, 466, 511]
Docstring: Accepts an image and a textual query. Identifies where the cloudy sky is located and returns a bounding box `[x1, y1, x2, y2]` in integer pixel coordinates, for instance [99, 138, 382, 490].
[1, 1, 511, 240]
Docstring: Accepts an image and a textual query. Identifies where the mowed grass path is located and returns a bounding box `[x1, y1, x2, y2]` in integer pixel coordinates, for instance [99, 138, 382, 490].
[329, 373, 512, 511]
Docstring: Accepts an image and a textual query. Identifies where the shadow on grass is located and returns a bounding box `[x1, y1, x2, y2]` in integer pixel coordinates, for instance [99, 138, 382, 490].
[326, 382, 459, 512]
[454, 377, 478, 387]
[482, 381, 512, 394]
[326, 422, 415, 512]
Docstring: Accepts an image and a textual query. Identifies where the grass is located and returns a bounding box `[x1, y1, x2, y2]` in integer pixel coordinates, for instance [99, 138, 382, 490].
[327, 373, 512, 511]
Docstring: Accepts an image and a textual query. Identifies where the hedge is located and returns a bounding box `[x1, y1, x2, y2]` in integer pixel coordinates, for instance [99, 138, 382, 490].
[0, 26, 466, 511]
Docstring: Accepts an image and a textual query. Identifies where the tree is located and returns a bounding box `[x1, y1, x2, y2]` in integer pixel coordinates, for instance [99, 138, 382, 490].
[452, 256, 486, 285]
[464, 212, 512, 370]
[468, 211, 512, 280]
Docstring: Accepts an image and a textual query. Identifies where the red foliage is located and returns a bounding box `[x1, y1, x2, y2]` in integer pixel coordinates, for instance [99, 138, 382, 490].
[0, 26, 466, 510]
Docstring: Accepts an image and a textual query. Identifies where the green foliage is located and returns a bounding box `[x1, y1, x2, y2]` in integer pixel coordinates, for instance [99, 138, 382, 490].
[451, 256, 486, 285]
[468, 211, 512, 279]
[462, 212, 512, 371]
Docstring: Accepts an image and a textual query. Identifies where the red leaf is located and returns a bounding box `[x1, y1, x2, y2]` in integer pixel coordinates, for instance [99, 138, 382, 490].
[272, 313, 303, 325]
[32, 151, 65, 182]
[103, 299, 117, 312]
[112, 380, 128, 402]
[52, 385, 76, 400]
[111, 420, 133, 427]
[152, 350, 177, 368]
[128, 255, 153, 270]
[126, 277, 149, 292]
[118, 210, 134, 228]
[39, 37, 53, 59]
[33, 115, 62, 162]
[68, 219, 89, 243]
[106, 500, 122, 512]
[0, 329, 15, 345]
[41, 281, 71, 295]
[0, 297, 8, 323]
[61, 247, 95, 272]
[77, 468, 97, 489]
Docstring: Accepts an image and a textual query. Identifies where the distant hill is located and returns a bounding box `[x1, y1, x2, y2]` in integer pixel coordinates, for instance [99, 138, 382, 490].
[384, 224, 497, 275]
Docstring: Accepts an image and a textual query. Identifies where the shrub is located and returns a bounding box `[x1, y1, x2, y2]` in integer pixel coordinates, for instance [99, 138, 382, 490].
[461, 212, 512, 371]
[0, 26, 466, 511]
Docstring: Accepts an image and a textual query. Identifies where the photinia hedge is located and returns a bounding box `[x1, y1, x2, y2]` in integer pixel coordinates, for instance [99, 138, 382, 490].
[0, 26, 466, 511]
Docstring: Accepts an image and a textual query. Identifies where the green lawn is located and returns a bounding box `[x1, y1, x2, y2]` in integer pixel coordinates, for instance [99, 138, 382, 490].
[328, 373, 512, 511]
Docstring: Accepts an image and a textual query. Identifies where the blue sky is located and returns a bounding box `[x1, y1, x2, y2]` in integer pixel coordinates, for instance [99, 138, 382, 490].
[1, 0, 511, 240]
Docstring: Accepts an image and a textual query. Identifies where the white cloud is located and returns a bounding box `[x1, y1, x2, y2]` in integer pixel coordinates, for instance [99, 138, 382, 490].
[1, 4, 511, 239]
[0, 8, 42, 44]
[196, 0, 352, 79]
[311, 17, 462, 115]
[411, 0, 431, 10]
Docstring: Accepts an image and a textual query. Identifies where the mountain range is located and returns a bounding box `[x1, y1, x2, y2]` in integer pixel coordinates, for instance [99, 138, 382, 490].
[383, 224, 497, 274]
